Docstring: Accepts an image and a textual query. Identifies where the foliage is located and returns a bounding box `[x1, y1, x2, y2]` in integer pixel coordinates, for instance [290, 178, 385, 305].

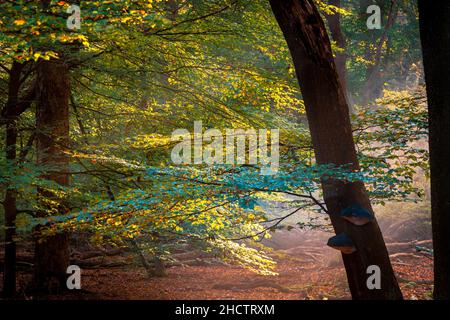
[0, 0, 428, 275]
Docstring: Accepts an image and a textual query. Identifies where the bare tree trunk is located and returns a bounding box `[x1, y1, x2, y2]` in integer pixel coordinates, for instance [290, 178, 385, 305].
[1, 62, 34, 298]
[325, 0, 348, 97]
[418, 0, 450, 300]
[361, 0, 398, 103]
[2, 63, 22, 299]
[3, 123, 17, 298]
[269, 0, 402, 299]
[33, 59, 71, 292]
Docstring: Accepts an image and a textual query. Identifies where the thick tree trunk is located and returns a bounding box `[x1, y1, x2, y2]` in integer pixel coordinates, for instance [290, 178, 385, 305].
[269, 0, 402, 299]
[418, 0, 450, 300]
[33, 59, 71, 292]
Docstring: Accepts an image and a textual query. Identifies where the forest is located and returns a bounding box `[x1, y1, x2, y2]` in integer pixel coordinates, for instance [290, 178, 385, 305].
[0, 0, 449, 303]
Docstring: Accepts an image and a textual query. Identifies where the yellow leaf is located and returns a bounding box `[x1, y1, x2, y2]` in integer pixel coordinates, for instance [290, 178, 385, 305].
[14, 19, 26, 26]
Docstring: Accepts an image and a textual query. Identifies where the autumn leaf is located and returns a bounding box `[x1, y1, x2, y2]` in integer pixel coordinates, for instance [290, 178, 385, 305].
[14, 19, 26, 26]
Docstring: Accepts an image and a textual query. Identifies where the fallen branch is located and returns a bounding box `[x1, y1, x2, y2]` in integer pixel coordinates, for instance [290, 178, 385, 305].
[389, 252, 423, 260]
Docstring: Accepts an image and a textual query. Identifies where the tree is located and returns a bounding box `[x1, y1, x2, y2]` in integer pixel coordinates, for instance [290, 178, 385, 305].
[361, 0, 398, 103]
[268, 0, 402, 299]
[33, 58, 71, 291]
[1, 62, 35, 298]
[418, 0, 450, 300]
[339, 0, 420, 104]
[325, 0, 348, 99]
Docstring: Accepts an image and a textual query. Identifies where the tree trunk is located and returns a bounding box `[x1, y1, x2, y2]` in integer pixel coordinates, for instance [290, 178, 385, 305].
[2, 62, 26, 298]
[418, 0, 450, 300]
[33, 59, 71, 292]
[269, 0, 402, 299]
[3, 123, 18, 298]
[361, 0, 398, 103]
[325, 0, 348, 97]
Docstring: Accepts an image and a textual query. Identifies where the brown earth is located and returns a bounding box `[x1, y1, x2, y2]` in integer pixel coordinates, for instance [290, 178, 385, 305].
[7, 245, 433, 300]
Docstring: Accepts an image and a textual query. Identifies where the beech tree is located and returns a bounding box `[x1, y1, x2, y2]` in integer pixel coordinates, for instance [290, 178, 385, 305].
[418, 0, 450, 300]
[1, 62, 35, 297]
[33, 59, 71, 291]
[268, 0, 402, 299]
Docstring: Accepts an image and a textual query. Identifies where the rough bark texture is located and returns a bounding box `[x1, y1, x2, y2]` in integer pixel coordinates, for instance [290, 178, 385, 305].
[418, 0, 450, 300]
[33, 59, 71, 292]
[269, 0, 402, 299]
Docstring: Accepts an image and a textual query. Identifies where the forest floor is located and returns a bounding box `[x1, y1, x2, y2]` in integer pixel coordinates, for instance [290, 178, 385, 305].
[2, 213, 434, 300]
[5, 234, 433, 300]
[58, 254, 432, 300]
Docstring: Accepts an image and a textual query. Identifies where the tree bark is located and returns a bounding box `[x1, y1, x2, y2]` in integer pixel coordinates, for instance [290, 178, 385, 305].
[325, 0, 348, 97]
[2, 61, 28, 298]
[418, 0, 450, 300]
[3, 123, 17, 298]
[269, 0, 402, 299]
[33, 59, 71, 292]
